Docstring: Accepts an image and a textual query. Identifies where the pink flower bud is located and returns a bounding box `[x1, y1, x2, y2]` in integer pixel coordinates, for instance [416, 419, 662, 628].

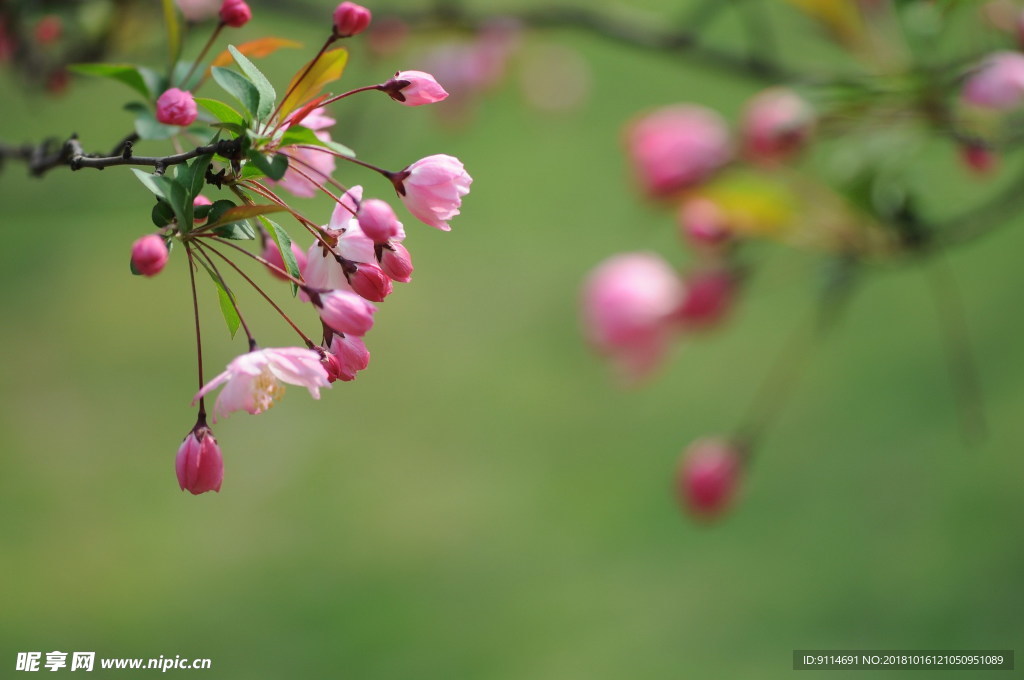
[358, 199, 403, 243]
[678, 198, 732, 247]
[176, 0, 222, 22]
[176, 421, 223, 495]
[383, 70, 449, 106]
[155, 88, 198, 126]
[326, 333, 370, 381]
[131, 234, 169, 277]
[675, 269, 738, 329]
[261, 239, 308, 281]
[677, 438, 742, 519]
[316, 289, 376, 336]
[742, 87, 814, 162]
[333, 2, 371, 38]
[626, 105, 732, 198]
[35, 15, 61, 45]
[582, 252, 685, 381]
[193, 194, 212, 224]
[219, 0, 252, 27]
[380, 242, 413, 283]
[393, 154, 472, 231]
[962, 51, 1024, 110]
[961, 143, 997, 175]
[348, 262, 393, 302]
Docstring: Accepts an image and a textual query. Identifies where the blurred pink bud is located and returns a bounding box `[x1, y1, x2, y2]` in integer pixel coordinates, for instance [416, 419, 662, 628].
[582, 252, 685, 381]
[677, 438, 742, 519]
[193, 347, 330, 422]
[961, 144, 997, 174]
[176, 421, 223, 495]
[742, 87, 814, 162]
[316, 289, 376, 336]
[35, 15, 61, 45]
[384, 70, 449, 105]
[131, 234, 169, 277]
[219, 0, 252, 27]
[962, 52, 1024, 110]
[380, 242, 413, 282]
[333, 2, 371, 37]
[679, 198, 732, 247]
[176, 0, 221, 22]
[675, 269, 738, 329]
[368, 17, 410, 57]
[348, 262, 394, 301]
[155, 88, 198, 126]
[193, 194, 212, 224]
[271, 109, 337, 198]
[358, 199, 403, 243]
[394, 154, 472, 231]
[262, 239, 308, 281]
[325, 333, 370, 381]
[626, 105, 732, 198]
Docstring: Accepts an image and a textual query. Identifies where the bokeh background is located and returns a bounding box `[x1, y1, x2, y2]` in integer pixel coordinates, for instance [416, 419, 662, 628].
[1, 0, 1022, 677]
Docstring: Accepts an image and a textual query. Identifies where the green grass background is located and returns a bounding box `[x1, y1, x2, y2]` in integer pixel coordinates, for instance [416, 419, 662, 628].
[1, 1, 1021, 677]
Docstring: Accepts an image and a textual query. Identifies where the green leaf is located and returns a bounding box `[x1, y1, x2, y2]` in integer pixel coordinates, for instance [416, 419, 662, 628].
[202, 204, 289, 231]
[247, 149, 289, 181]
[195, 97, 245, 126]
[211, 67, 260, 119]
[228, 45, 277, 122]
[176, 154, 213, 232]
[124, 102, 177, 140]
[261, 217, 300, 295]
[197, 258, 241, 338]
[161, 0, 183, 70]
[131, 169, 189, 229]
[277, 125, 355, 158]
[210, 122, 250, 136]
[151, 200, 175, 227]
[214, 221, 257, 240]
[68, 63, 161, 98]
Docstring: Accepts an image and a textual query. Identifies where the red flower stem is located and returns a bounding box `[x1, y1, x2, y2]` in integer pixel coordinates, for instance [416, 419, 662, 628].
[319, 84, 384, 107]
[184, 242, 207, 417]
[203, 234, 306, 287]
[180, 22, 225, 90]
[190, 239, 256, 346]
[263, 34, 337, 136]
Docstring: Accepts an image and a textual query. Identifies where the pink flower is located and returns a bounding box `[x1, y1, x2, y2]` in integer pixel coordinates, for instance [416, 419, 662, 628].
[678, 198, 732, 247]
[219, 0, 251, 27]
[176, 0, 220, 22]
[675, 269, 738, 329]
[262, 239, 307, 281]
[380, 242, 413, 283]
[193, 347, 330, 422]
[962, 51, 1024, 109]
[333, 2, 372, 38]
[315, 289, 376, 336]
[176, 421, 223, 495]
[582, 252, 685, 381]
[34, 15, 61, 45]
[357, 199, 404, 243]
[393, 154, 472, 231]
[155, 88, 198, 127]
[677, 438, 743, 519]
[961, 143, 997, 174]
[131, 234, 169, 277]
[324, 333, 370, 382]
[193, 194, 212, 225]
[348, 262, 393, 301]
[301, 187, 376, 295]
[626, 105, 732, 198]
[383, 70, 449, 106]
[742, 87, 814, 162]
[271, 108, 337, 198]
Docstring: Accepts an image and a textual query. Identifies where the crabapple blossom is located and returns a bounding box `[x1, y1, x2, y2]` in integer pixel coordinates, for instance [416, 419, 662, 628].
[962, 51, 1024, 109]
[193, 347, 330, 422]
[262, 239, 307, 281]
[314, 289, 376, 336]
[176, 422, 223, 495]
[383, 71, 449, 106]
[677, 438, 742, 519]
[679, 198, 732, 247]
[155, 88, 198, 127]
[333, 2, 372, 38]
[348, 262, 393, 301]
[325, 333, 370, 382]
[193, 194, 212, 224]
[675, 269, 738, 329]
[742, 87, 814, 162]
[393, 154, 472, 231]
[358, 198, 404, 243]
[219, 0, 252, 28]
[131, 234, 169, 277]
[380, 242, 414, 282]
[626, 105, 732, 197]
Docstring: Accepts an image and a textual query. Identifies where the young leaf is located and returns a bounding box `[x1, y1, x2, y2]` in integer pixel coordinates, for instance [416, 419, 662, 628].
[247, 149, 289, 180]
[211, 67, 260, 119]
[228, 45, 276, 122]
[131, 169, 189, 228]
[195, 97, 246, 126]
[202, 204, 289, 231]
[210, 38, 302, 69]
[278, 48, 349, 120]
[261, 217, 301, 296]
[278, 126, 355, 158]
[68, 63, 161, 98]
[177, 154, 213, 231]
[197, 259, 241, 338]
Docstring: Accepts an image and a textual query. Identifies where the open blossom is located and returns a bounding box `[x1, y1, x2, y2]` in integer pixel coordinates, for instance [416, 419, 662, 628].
[333, 2, 372, 38]
[394, 154, 472, 231]
[219, 0, 252, 27]
[582, 252, 685, 381]
[384, 70, 449, 106]
[270, 108, 337, 198]
[626, 105, 732, 197]
[176, 422, 223, 495]
[131, 234, 169, 277]
[302, 187, 376, 295]
[677, 438, 742, 519]
[193, 347, 330, 422]
[315, 289, 376, 336]
[155, 88, 198, 127]
[742, 87, 814, 162]
[324, 333, 370, 382]
[962, 51, 1024, 109]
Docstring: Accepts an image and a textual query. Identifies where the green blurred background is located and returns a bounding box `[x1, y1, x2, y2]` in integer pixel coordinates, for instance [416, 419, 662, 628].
[1, 1, 1021, 677]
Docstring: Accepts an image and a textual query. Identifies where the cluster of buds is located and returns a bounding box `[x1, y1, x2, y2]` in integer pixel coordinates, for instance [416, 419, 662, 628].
[114, 1, 471, 494]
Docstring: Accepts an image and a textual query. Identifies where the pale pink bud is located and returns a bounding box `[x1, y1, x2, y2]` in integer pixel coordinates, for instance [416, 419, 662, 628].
[393, 154, 472, 231]
[261, 239, 308, 281]
[675, 269, 738, 329]
[962, 51, 1024, 109]
[193, 194, 212, 224]
[333, 2, 371, 37]
[582, 252, 685, 381]
[742, 87, 814, 162]
[626, 105, 732, 198]
[176, 0, 221, 22]
[348, 262, 393, 302]
[358, 199, 403, 243]
[316, 289, 376, 336]
[219, 0, 252, 27]
[383, 70, 449, 106]
[176, 421, 223, 495]
[678, 198, 732, 247]
[131, 234, 169, 277]
[155, 88, 198, 126]
[380, 242, 413, 282]
[961, 144, 997, 174]
[677, 438, 742, 519]
[327, 333, 370, 381]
